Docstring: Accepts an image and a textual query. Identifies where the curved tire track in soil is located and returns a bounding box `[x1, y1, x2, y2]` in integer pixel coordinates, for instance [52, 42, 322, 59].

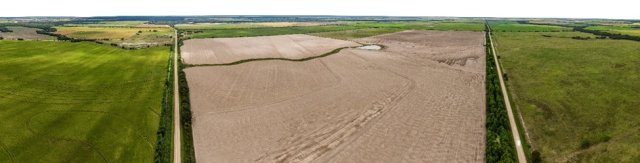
[307, 58, 418, 163]
[247, 49, 418, 162]
[192, 59, 343, 118]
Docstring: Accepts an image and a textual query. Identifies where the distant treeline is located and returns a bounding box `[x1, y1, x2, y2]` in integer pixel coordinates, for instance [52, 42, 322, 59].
[0, 26, 12, 32]
[521, 21, 640, 42]
[573, 26, 640, 41]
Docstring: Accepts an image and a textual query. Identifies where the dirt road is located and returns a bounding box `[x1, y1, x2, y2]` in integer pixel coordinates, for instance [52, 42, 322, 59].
[173, 29, 181, 163]
[487, 26, 527, 163]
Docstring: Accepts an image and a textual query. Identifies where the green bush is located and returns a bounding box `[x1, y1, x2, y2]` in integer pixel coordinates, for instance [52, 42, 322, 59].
[485, 23, 518, 163]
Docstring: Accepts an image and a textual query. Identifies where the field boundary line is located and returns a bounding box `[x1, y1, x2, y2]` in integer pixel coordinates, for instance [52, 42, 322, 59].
[487, 24, 527, 163]
[183, 44, 388, 67]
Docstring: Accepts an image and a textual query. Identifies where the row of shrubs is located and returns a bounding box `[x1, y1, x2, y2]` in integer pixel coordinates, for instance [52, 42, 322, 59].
[487, 23, 545, 163]
[574, 26, 640, 41]
[570, 36, 607, 40]
[0, 26, 13, 32]
[178, 48, 196, 163]
[0, 37, 24, 40]
[484, 23, 519, 163]
[520, 21, 640, 42]
[154, 50, 175, 163]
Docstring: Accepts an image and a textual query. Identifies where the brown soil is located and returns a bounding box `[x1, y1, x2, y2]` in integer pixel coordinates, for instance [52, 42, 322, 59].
[185, 30, 486, 162]
[180, 34, 360, 65]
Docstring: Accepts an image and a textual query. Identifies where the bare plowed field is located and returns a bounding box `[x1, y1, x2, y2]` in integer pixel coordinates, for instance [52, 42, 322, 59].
[181, 34, 360, 64]
[185, 30, 486, 162]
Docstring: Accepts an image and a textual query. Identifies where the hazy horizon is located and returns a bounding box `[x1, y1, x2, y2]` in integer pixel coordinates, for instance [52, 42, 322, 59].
[1, 0, 638, 20]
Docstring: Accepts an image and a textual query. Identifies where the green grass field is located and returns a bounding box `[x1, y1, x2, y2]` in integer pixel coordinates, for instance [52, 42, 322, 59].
[313, 21, 484, 40]
[0, 40, 170, 162]
[585, 25, 640, 37]
[490, 21, 572, 32]
[181, 21, 484, 39]
[492, 32, 640, 162]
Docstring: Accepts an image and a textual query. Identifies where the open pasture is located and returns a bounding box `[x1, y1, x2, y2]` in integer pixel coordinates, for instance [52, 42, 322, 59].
[0, 40, 169, 162]
[179, 21, 484, 39]
[492, 31, 640, 162]
[185, 30, 487, 162]
[489, 21, 572, 32]
[585, 25, 640, 37]
[310, 21, 484, 40]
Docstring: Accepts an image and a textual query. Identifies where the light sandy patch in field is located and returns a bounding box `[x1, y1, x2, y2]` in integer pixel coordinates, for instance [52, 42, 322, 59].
[187, 30, 486, 162]
[136, 24, 171, 28]
[175, 22, 332, 30]
[355, 30, 486, 73]
[181, 34, 360, 64]
[54, 26, 140, 39]
[0, 27, 55, 40]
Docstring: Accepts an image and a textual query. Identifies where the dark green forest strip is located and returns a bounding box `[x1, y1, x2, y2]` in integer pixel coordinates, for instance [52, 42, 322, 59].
[154, 48, 175, 163]
[521, 21, 640, 42]
[484, 23, 518, 163]
[573, 26, 640, 41]
[178, 45, 197, 163]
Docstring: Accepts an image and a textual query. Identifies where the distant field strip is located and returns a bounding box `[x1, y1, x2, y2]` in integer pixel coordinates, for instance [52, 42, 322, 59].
[179, 21, 485, 39]
[489, 21, 572, 32]
[0, 41, 169, 162]
[54, 26, 174, 48]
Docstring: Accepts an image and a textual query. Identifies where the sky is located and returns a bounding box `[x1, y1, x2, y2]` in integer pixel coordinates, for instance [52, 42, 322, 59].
[1, 0, 638, 19]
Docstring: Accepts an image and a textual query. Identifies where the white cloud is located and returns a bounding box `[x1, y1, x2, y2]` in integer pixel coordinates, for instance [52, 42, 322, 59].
[1, 0, 638, 19]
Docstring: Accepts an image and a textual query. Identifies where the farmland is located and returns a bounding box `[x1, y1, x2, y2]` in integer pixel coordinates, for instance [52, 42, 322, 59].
[175, 22, 331, 30]
[183, 30, 487, 162]
[0, 41, 170, 162]
[53, 26, 173, 48]
[179, 21, 484, 39]
[492, 31, 640, 162]
[181, 34, 360, 65]
[0, 26, 55, 40]
[489, 21, 572, 32]
[584, 25, 640, 37]
[310, 21, 484, 40]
